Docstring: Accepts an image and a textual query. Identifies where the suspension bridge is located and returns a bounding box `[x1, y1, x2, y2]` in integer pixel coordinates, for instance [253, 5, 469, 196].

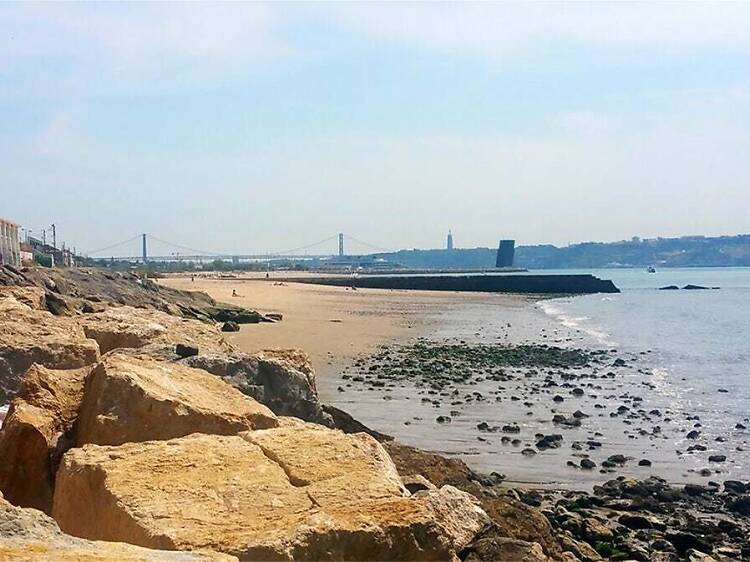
[83, 233, 393, 262]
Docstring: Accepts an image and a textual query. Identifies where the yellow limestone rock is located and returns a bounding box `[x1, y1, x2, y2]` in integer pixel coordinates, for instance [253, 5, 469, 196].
[76, 353, 278, 446]
[0, 496, 236, 561]
[0, 365, 90, 513]
[79, 306, 233, 354]
[0, 296, 100, 401]
[258, 349, 317, 390]
[0, 286, 46, 310]
[54, 429, 489, 561]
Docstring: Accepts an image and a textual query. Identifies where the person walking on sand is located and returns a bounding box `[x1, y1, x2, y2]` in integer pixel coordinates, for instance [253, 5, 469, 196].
[232, 289, 238, 297]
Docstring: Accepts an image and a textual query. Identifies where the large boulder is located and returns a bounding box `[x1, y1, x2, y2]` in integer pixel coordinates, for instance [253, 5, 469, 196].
[0, 285, 46, 310]
[0, 496, 235, 561]
[463, 535, 552, 562]
[0, 296, 100, 401]
[258, 349, 316, 389]
[384, 441, 564, 559]
[182, 351, 332, 426]
[76, 353, 279, 446]
[0, 365, 89, 513]
[79, 306, 232, 355]
[53, 428, 489, 560]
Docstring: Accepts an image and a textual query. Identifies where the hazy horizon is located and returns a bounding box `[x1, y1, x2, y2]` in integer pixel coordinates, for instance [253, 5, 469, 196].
[2, 2, 749, 256]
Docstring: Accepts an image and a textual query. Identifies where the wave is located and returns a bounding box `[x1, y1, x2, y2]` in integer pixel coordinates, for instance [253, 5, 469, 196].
[538, 299, 615, 346]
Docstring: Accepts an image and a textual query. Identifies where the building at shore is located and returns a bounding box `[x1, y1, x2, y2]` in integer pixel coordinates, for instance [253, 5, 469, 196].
[496, 239, 515, 268]
[446, 230, 453, 250]
[0, 217, 21, 267]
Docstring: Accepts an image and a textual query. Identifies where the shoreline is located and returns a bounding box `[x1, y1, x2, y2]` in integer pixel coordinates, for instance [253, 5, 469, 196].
[162, 273, 747, 491]
[1, 266, 746, 561]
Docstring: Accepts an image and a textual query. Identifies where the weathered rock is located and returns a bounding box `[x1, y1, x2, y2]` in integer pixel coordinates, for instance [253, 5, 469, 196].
[557, 534, 602, 561]
[0, 495, 235, 561]
[0, 285, 46, 310]
[44, 291, 77, 316]
[76, 353, 278, 446]
[0, 295, 100, 401]
[175, 343, 200, 358]
[258, 348, 316, 388]
[182, 351, 332, 426]
[324, 403, 393, 441]
[208, 307, 262, 324]
[402, 474, 436, 494]
[0, 365, 89, 513]
[463, 534, 552, 562]
[53, 431, 488, 560]
[384, 441, 564, 559]
[0, 265, 265, 326]
[220, 321, 240, 332]
[79, 306, 232, 355]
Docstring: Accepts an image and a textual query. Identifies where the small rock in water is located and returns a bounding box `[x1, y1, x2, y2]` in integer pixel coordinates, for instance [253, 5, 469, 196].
[536, 434, 563, 450]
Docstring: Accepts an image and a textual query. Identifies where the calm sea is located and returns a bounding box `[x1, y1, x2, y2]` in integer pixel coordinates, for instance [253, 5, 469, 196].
[538, 267, 750, 435]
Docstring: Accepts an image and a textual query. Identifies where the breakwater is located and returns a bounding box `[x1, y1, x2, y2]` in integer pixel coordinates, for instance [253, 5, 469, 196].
[286, 273, 620, 294]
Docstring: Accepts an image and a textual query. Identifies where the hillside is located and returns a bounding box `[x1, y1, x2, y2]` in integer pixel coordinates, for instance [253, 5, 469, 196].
[374, 234, 750, 269]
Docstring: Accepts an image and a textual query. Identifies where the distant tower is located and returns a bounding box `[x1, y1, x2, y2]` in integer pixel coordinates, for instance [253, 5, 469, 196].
[338, 233, 344, 257]
[446, 230, 453, 251]
[142, 233, 148, 263]
[496, 240, 515, 268]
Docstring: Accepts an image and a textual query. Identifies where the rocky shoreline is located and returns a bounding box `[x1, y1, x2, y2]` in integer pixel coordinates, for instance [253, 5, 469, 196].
[0, 265, 747, 561]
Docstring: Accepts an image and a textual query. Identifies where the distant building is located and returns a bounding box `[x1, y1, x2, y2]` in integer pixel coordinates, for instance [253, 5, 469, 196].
[496, 239, 515, 268]
[446, 230, 453, 250]
[26, 236, 75, 267]
[0, 217, 21, 267]
[20, 242, 33, 265]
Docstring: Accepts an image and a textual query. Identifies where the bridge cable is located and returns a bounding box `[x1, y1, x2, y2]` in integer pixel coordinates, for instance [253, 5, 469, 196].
[343, 234, 394, 254]
[146, 235, 220, 256]
[83, 234, 143, 257]
[273, 234, 340, 256]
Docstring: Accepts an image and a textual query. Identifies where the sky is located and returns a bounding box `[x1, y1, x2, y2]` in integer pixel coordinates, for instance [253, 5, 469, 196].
[1, 1, 749, 257]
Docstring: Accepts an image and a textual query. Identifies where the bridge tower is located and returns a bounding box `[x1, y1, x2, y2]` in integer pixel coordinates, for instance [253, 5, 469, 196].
[142, 233, 148, 263]
[338, 233, 344, 257]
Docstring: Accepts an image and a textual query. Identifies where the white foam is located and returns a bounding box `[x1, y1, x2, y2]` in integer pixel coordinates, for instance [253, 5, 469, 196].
[538, 299, 614, 346]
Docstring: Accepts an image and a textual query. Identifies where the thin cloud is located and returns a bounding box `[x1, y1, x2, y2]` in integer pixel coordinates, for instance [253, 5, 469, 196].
[325, 2, 750, 56]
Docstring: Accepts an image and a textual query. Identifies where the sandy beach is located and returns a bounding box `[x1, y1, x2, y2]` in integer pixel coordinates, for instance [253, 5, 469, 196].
[160, 273, 530, 383]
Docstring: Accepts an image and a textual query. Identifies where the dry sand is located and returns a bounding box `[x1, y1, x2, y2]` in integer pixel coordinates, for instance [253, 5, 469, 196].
[160, 273, 527, 381]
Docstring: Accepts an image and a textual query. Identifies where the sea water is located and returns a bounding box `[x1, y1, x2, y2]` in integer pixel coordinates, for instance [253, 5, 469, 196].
[538, 267, 750, 462]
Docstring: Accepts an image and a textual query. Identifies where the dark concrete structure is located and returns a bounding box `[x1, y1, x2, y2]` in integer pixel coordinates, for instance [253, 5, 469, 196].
[496, 240, 515, 268]
[283, 273, 619, 295]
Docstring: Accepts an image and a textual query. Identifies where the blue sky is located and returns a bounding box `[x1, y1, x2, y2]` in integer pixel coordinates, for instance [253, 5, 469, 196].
[1, 2, 749, 256]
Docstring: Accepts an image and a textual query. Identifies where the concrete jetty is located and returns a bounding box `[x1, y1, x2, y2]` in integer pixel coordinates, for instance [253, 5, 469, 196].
[283, 273, 620, 295]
